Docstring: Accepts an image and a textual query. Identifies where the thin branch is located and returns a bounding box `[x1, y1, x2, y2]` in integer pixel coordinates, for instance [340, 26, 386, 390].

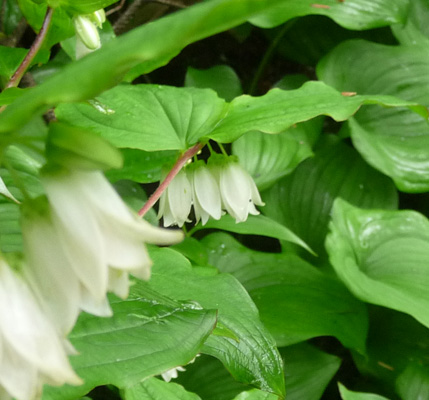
[5, 7, 54, 89]
[138, 142, 204, 217]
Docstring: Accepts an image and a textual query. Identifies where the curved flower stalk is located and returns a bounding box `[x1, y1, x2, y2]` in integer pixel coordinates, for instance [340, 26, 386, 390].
[22, 167, 183, 334]
[188, 160, 222, 225]
[158, 169, 192, 227]
[209, 155, 265, 223]
[0, 257, 81, 400]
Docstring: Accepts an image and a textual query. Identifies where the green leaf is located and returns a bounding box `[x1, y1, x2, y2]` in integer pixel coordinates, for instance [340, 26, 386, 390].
[122, 378, 201, 400]
[43, 286, 217, 400]
[1, 0, 296, 134]
[207, 81, 427, 144]
[338, 383, 390, 400]
[17, 0, 74, 47]
[0, 88, 28, 105]
[281, 343, 341, 400]
[56, 0, 117, 14]
[231, 123, 317, 191]
[352, 307, 429, 388]
[185, 65, 243, 102]
[262, 140, 398, 257]
[46, 121, 123, 171]
[233, 389, 278, 400]
[317, 40, 429, 192]
[105, 149, 176, 184]
[396, 363, 429, 400]
[326, 198, 429, 329]
[176, 355, 249, 400]
[147, 247, 285, 397]
[391, 0, 429, 45]
[1, 0, 23, 35]
[191, 214, 314, 255]
[203, 233, 368, 351]
[249, 0, 409, 30]
[56, 85, 227, 151]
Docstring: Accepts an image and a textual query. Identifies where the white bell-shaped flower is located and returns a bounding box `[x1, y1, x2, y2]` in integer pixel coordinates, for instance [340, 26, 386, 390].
[22, 167, 183, 334]
[0, 258, 82, 400]
[158, 169, 192, 227]
[210, 156, 265, 223]
[188, 161, 222, 225]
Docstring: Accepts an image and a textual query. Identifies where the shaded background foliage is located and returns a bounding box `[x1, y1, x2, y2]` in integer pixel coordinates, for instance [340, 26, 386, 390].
[1, 0, 429, 399]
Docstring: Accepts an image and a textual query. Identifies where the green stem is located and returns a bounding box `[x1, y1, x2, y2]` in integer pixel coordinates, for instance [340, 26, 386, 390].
[218, 143, 228, 156]
[247, 21, 295, 95]
[5, 7, 54, 89]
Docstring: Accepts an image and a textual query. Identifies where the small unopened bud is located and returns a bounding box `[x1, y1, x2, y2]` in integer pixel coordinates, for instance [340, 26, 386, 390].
[73, 15, 100, 50]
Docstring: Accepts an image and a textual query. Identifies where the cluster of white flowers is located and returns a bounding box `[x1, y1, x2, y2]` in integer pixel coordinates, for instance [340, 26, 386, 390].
[158, 156, 264, 226]
[0, 166, 184, 400]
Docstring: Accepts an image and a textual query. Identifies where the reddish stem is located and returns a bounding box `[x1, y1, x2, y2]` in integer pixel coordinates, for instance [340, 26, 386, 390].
[5, 7, 54, 89]
[138, 142, 204, 217]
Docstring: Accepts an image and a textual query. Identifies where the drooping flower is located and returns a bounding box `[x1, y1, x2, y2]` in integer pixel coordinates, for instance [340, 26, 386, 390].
[73, 9, 105, 58]
[22, 167, 184, 334]
[160, 366, 186, 382]
[188, 161, 222, 225]
[209, 155, 264, 223]
[158, 169, 192, 227]
[0, 257, 82, 400]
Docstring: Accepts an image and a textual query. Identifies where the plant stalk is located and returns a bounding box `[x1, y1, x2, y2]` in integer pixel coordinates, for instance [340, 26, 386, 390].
[138, 142, 204, 217]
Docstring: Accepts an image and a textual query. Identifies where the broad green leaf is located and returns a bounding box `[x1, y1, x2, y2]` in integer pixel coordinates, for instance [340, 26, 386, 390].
[122, 378, 201, 400]
[233, 389, 277, 400]
[231, 122, 318, 191]
[263, 140, 398, 257]
[326, 199, 429, 328]
[396, 363, 429, 400]
[17, 0, 74, 47]
[56, 85, 227, 151]
[352, 307, 429, 388]
[45, 121, 123, 171]
[105, 149, 176, 184]
[1, 0, 23, 35]
[176, 355, 249, 400]
[147, 247, 285, 397]
[271, 15, 396, 67]
[203, 233, 368, 351]
[281, 343, 341, 400]
[0, 46, 50, 83]
[0, 0, 296, 134]
[185, 65, 243, 102]
[43, 286, 217, 400]
[391, 0, 429, 45]
[338, 383, 390, 400]
[249, 0, 408, 30]
[55, 0, 117, 14]
[318, 40, 429, 192]
[207, 81, 427, 144]
[190, 214, 314, 255]
[0, 88, 28, 105]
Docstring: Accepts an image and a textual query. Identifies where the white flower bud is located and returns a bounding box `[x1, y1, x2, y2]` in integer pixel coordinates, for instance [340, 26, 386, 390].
[73, 15, 101, 51]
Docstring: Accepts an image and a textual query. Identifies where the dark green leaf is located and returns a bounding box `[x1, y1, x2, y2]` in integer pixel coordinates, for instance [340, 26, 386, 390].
[231, 123, 318, 191]
[326, 199, 429, 328]
[203, 233, 368, 351]
[56, 0, 117, 15]
[317, 40, 429, 192]
[396, 363, 429, 400]
[281, 343, 341, 400]
[147, 247, 285, 397]
[249, 0, 408, 30]
[122, 378, 201, 400]
[338, 383, 390, 400]
[185, 65, 243, 102]
[43, 286, 217, 400]
[262, 140, 398, 257]
[191, 214, 313, 254]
